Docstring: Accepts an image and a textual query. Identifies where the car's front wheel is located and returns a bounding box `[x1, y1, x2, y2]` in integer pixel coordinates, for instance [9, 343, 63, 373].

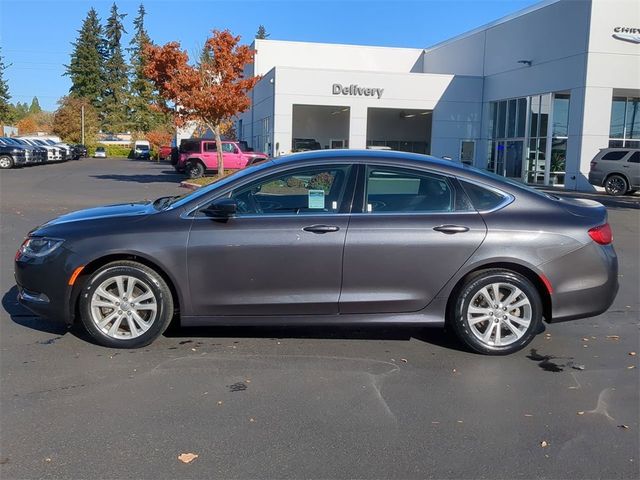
[450, 269, 542, 355]
[604, 174, 628, 196]
[79, 261, 174, 348]
[0, 155, 15, 169]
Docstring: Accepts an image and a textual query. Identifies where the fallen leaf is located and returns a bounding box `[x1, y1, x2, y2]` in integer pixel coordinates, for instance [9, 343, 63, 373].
[178, 453, 198, 464]
[246, 379, 251, 383]
[627, 365, 636, 369]
[582, 338, 589, 342]
[217, 401, 223, 405]
[572, 364, 585, 371]
[618, 425, 630, 429]
[431, 421, 440, 424]
[400, 358, 408, 363]
[540, 440, 549, 448]
[457, 420, 463, 424]
[629, 352, 637, 356]
[45, 458, 51, 463]
[606, 335, 620, 340]
[452, 369, 457, 373]
[524, 414, 533, 417]
[249, 417, 256, 422]
[577, 411, 585, 415]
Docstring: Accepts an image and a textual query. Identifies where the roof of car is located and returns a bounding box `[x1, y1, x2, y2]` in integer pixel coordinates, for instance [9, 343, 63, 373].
[273, 149, 462, 170]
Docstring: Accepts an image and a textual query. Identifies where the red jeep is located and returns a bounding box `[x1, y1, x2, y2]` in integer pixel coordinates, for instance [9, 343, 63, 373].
[176, 139, 268, 178]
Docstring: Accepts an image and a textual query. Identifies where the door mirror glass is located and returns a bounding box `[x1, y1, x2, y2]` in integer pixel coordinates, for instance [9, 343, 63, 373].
[202, 198, 238, 217]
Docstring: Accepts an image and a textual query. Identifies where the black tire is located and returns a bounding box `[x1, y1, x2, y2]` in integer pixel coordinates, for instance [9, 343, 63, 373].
[79, 261, 174, 348]
[449, 269, 543, 355]
[187, 160, 205, 179]
[604, 174, 628, 196]
[0, 155, 15, 169]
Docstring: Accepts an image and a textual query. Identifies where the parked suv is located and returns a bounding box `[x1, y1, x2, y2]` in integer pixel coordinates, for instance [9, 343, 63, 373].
[588, 148, 640, 196]
[0, 139, 29, 169]
[176, 139, 268, 178]
[0, 137, 46, 165]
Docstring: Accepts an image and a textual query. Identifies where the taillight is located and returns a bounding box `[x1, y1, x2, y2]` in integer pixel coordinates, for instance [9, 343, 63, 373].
[588, 223, 613, 245]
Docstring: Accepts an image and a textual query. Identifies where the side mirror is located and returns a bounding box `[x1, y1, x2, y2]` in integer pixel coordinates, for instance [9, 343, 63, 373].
[202, 198, 238, 217]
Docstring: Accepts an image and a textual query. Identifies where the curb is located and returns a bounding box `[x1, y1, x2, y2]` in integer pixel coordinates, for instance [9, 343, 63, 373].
[180, 181, 202, 190]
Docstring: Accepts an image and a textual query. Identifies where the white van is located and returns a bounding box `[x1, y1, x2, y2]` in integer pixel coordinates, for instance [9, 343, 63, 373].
[133, 140, 151, 159]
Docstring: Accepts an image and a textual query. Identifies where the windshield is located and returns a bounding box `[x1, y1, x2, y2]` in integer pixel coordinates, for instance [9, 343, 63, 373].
[137, 145, 150, 150]
[166, 160, 276, 210]
[96, 147, 105, 152]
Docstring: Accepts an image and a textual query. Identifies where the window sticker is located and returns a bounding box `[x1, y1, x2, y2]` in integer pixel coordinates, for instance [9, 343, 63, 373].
[308, 189, 325, 209]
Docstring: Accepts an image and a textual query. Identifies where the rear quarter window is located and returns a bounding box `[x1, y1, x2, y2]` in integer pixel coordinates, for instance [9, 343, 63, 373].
[460, 181, 509, 211]
[601, 151, 628, 161]
[627, 151, 640, 163]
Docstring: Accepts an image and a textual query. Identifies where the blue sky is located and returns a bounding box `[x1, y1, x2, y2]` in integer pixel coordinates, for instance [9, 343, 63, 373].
[1, 0, 538, 111]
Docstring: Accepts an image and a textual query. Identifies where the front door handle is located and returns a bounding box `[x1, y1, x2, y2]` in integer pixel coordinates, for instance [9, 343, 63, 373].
[303, 225, 340, 234]
[433, 224, 469, 234]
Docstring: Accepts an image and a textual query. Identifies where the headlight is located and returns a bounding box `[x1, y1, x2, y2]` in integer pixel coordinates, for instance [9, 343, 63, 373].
[18, 237, 64, 258]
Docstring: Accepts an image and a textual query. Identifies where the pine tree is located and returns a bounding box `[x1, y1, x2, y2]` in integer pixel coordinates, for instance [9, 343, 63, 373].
[256, 25, 269, 39]
[0, 47, 12, 124]
[102, 2, 130, 133]
[29, 96, 42, 114]
[128, 3, 164, 133]
[65, 8, 106, 109]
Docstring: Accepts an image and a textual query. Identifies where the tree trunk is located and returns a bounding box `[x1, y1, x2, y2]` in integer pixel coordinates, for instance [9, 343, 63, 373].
[214, 124, 224, 178]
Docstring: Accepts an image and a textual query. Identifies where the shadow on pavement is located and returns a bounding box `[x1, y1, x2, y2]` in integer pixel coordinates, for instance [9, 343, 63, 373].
[2, 286, 69, 336]
[165, 323, 470, 353]
[91, 172, 183, 184]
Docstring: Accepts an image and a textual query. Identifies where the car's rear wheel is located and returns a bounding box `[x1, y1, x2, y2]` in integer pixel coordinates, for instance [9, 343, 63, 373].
[79, 261, 174, 348]
[0, 155, 15, 169]
[604, 174, 628, 196]
[187, 160, 205, 179]
[450, 270, 542, 355]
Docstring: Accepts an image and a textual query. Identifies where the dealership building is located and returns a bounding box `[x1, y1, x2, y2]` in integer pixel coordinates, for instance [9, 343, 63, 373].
[237, 0, 639, 190]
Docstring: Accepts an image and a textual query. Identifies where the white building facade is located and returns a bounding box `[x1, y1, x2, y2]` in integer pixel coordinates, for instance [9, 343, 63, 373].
[238, 0, 640, 190]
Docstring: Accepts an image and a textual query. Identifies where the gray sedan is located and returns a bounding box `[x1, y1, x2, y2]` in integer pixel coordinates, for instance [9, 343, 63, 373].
[15, 150, 618, 355]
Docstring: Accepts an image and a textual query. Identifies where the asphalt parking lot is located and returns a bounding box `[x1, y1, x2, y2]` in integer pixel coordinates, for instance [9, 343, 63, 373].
[1, 157, 638, 479]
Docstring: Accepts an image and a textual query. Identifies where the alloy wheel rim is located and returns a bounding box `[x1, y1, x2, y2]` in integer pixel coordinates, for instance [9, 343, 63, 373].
[0, 158, 10, 168]
[467, 282, 532, 347]
[90, 275, 158, 339]
[607, 177, 625, 194]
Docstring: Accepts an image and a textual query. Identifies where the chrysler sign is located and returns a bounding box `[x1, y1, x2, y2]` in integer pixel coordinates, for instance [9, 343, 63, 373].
[332, 83, 384, 99]
[612, 26, 640, 44]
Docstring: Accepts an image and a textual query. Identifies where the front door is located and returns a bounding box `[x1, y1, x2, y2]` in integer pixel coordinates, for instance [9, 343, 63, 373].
[221, 143, 242, 168]
[186, 164, 354, 316]
[340, 165, 487, 314]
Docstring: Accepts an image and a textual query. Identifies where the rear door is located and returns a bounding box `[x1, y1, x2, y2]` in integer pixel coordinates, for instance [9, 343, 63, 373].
[202, 141, 217, 168]
[339, 164, 487, 314]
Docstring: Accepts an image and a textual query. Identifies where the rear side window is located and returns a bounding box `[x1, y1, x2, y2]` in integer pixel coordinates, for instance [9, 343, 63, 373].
[460, 181, 508, 211]
[601, 151, 628, 161]
[628, 152, 640, 163]
[179, 140, 200, 153]
[364, 167, 471, 213]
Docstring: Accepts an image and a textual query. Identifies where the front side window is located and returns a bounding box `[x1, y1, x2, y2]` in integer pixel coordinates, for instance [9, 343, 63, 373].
[222, 143, 236, 153]
[227, 165, 352, 215]
[364, 166, 467, 213]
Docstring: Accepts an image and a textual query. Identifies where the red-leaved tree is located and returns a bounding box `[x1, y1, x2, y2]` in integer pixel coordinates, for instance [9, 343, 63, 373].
[144, 30, 260, 176]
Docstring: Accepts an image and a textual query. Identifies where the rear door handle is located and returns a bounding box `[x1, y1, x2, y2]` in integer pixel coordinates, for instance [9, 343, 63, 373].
[303, 225, 340, 234]
[433, 224, 469, 234]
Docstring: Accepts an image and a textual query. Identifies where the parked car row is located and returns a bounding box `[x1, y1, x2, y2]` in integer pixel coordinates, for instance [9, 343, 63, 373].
[0, 136, 87, 169]
[172, 138, 269, 178]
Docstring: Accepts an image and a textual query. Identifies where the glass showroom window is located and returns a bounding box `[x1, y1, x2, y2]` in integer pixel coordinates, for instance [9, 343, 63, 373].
[610, 97, 640, 148]
[489, 97, 527, 181]
[489, 92, 569, 186]
[550, 94, 569, 186]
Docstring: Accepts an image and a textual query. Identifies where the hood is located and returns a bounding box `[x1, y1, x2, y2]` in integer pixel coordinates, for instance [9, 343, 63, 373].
[41, 202, 154, 227]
